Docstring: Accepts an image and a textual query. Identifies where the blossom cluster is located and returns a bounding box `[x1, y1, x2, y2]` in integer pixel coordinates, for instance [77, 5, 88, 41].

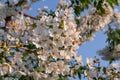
[83, 57, 120, 80]
[0, 0, 120, 80]
[78, 7, 113, 45]
[98, 44, 120, 60]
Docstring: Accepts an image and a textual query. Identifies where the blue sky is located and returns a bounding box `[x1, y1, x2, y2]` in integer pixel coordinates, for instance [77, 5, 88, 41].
[24, 0, 119, 80]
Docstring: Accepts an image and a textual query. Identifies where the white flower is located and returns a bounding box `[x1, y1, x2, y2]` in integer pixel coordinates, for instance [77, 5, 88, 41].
[29, 53, 36, 59]
[31, 71, 41, 80]
[114, 78, 120, 80]
[13, 52, 23, 66]
[75, 55, 82, 64]
[0, 49, 3, 53]
[13, 0, 19, 4]
[0, 63, 12, 76]
[16, 71, 26, 76]
[45, 62, 57, 73]
[38, 53, 48, 61]
[86, 58, 94, 67]
[115, 44, 120, 51]
[44, 6, 48, 10]
[111, 63, 120, 68]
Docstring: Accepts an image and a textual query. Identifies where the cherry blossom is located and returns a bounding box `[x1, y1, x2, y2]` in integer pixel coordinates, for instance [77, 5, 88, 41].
[0, 0, 120, 80]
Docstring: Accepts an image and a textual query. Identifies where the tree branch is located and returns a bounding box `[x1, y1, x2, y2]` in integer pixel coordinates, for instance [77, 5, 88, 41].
[18, 11, 39, 20]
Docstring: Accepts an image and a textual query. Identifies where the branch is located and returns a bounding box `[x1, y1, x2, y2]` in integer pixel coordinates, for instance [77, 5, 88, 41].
[18, 11, 39, 20]
[0, 45, 39, 52]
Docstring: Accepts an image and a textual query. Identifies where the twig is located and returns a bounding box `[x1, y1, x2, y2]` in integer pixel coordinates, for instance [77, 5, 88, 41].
[18, 11, 39, 20]
[0, 45, 38, 52]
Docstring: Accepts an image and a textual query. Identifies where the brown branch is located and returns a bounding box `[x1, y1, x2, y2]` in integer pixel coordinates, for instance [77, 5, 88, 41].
[0, 45, 39, 52]
[18, 11, 39, 20]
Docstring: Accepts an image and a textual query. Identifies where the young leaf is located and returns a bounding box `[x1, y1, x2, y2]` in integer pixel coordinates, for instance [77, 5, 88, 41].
[59, 20, 64, 29]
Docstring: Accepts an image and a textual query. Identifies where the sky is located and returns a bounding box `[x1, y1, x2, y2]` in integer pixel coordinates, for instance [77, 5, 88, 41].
[24, 0, 120, 80]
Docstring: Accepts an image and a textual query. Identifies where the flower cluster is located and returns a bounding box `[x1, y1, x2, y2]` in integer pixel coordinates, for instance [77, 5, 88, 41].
[83, 57, 120, 80]
[78, 7, 113, 45]
[0, 0, 120, 80]
[98, 44, 120, 60]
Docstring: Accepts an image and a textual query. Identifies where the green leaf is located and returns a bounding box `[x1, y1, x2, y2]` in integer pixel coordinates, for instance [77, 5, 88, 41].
[27, 43, 36, 50]
[15, 0, 27, 6]
[57, 74, 67, 80]
[75, 66, 89, 79]
[57, 74, 63, 80]
[57, 77, 63, 80]
[75, 18, 80, 25]
[0, 58, 3, 63]
[98, 77, 107, 80]
[106, 28, 120, 48]
[32, 23, 37, 29]
[19, 75, 34, 80]
[10, 52, 15, 56]
[96, 0, 106, 14]
[35, 67, 43, 72]
[71, 0, 119, 16]
[79, 66, 88, 70]
[58, 46, 64, 50]
[4, 74, 9, 77]
[109, 58, 115, 64]
[61, 33, 66, 37]
[48, 10, 56, 17]
[0, 77, 2, 80]
[103, 67, 106, 74]
[75, 0, 80, 5]
[100, 7, 106, 14]
[11, 75, 17, 79]
[107, 0, 114, 8]
[49, 36, 53, 40]
[107, 0, 119, 8]
[94, 1, 97, 7]
[59, 20, 64, 29]
[74, 5, 81, 16]
[48, 25, 53, 29]
[78, 72, 81, 79]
